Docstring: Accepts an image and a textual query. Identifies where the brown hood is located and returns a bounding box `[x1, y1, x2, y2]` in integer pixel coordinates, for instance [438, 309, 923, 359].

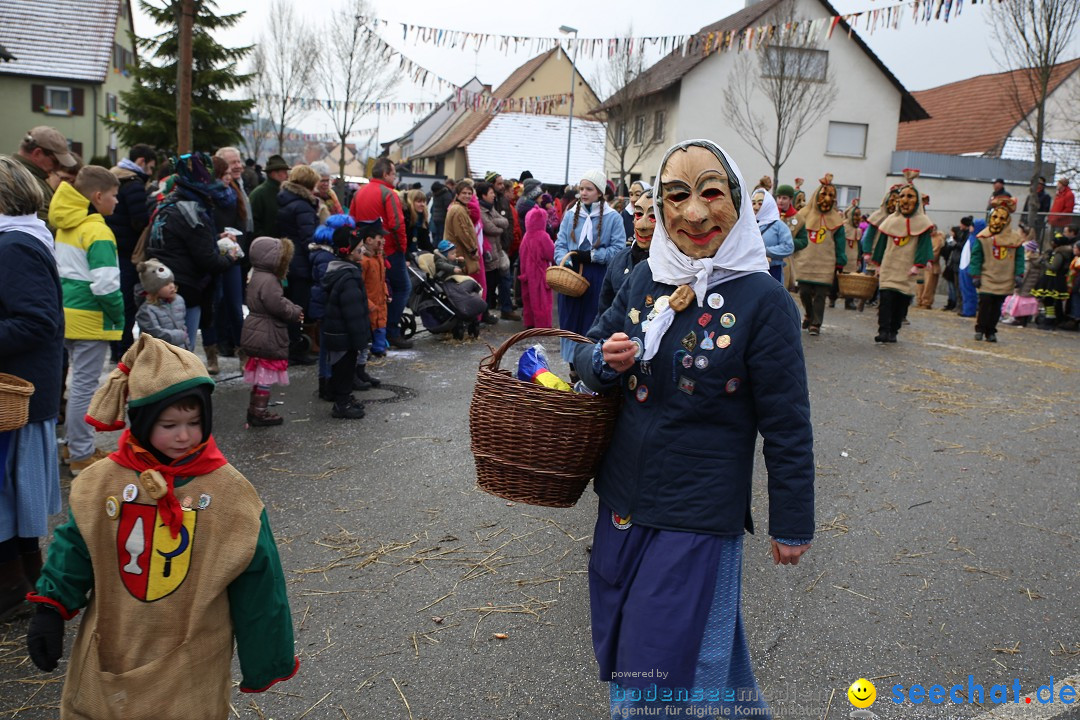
[281, 181, 316, 205]
[249, 236, 294, 278]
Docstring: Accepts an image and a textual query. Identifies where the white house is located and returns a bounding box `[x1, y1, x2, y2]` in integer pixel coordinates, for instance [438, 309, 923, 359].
[595, 0, 926, 209]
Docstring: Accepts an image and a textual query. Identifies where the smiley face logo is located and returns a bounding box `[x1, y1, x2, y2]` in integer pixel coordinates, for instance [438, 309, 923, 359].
[848, 678, 876, 709]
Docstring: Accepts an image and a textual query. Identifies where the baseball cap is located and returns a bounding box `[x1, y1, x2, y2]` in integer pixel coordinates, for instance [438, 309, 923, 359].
[26, 126, 76, 168]
[993, 178, 1006, 185]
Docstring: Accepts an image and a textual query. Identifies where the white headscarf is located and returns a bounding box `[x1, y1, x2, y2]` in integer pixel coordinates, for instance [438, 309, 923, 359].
[753, 188, 780, 232]
[643, 140, 768, 361]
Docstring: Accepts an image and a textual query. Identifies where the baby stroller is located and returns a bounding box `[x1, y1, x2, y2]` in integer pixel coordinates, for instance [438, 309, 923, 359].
[405, 252, 486, 340]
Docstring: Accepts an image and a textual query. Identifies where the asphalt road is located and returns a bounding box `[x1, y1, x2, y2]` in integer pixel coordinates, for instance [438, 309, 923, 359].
[1, 296, 1077, 720]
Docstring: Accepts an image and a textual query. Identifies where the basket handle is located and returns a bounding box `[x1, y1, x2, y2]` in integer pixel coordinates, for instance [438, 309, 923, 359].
[557, 252, 579, 270]
[483, 328, 595, 372]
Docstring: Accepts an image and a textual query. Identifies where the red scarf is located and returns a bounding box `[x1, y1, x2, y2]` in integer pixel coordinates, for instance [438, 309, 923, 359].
[109, 430, 228, 538]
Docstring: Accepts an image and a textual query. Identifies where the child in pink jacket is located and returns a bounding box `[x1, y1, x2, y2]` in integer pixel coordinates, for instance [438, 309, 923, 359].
[518, 205, 555, 328]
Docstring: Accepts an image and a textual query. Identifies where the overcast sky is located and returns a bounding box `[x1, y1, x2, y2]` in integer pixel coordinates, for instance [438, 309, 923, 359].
[133, 0, 1080, 146]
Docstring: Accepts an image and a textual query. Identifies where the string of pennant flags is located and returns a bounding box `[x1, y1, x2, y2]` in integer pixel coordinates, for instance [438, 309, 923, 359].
[366, 0, 993, 61]
[273, 0, 992, 120]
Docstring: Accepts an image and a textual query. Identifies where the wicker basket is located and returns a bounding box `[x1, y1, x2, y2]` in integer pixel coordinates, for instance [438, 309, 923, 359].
[837, 272, 879, 300]
[545, 253, 589, 298]
[0, 373, 35, 433]
[469, 328, 622, 507]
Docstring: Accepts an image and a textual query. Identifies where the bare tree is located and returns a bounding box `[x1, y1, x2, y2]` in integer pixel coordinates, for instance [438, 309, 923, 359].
[990, 0, 1080, 226]
[254, 0, 319, 154]
[591, 30, 666, 193]
[243, 44, 273, 162]
[315, 0, 400, 182]
[722, 0, 836, 187]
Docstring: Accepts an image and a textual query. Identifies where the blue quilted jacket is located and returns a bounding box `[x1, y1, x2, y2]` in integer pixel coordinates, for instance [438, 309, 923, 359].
[575, 265, 815, 539]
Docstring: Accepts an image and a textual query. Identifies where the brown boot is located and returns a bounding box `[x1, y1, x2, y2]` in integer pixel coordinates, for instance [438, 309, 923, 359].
[246, 389, 283, 427]
[205, 344, 220, 375]
[0, 556, 33, 621]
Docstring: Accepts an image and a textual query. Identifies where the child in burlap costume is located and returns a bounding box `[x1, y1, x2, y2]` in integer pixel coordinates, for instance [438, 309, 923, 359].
[968, 195, 1025, 342]
[868, 170, 935, 343]
[789, 174, 846, 335]
[25, 335, 298, 719]
[834, 200, 863, 309]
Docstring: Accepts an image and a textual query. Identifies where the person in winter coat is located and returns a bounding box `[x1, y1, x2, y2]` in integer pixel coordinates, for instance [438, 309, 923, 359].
[405, 188, 432, 253]
[429, 181, 453, 244]
[478, 181, 515, 320]
[276, 165, 320, 363]
[51, 168, 125, 476]
[599, 189, 656, 316]
[620, 180, 652, 241]
[940, 225, 963, 311]
[1001, 231, 1043, 327]
[321, 225, 373, 419]
[554, 169, 627, 372]
[240, 237, 303, 426]
[26, 335, 298, 716]
[309, 214, 355, 400]
[1032, 229, 1076, 328]
[751, 188, 794, 284]
[248, 154, 289, 239]
[145, 153, 238, 351]
[357, 220, 389, 387]
[107, 143, 156, 355]
[0, 155, 64, 620]
[518, 205, 555, 329]
[516, 178, 543, 228]
[311, 161, 343, 219]
[1048, 178, 1074, 232]
[575, 140, 812, 720]
[134, 259, 187, 348]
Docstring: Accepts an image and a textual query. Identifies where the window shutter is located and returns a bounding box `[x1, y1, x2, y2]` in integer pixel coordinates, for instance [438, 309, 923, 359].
[31, 84, 44, 113]
[72, 88, 85, 116]
[71, 141, 83, 158]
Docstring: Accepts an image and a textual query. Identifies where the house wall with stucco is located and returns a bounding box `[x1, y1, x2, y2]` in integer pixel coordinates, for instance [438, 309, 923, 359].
[510, 47, 599, 117]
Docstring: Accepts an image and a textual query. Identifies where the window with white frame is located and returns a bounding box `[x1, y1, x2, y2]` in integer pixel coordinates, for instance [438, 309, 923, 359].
[633, 115, 645, 145]
[45, 86, 72, 115]
[835, 184, 862, 209]
[826, 122, 868, 158]
[761, 46, 828, 82]
[653, 110, 666, 142]
[615, 121, 627, 147]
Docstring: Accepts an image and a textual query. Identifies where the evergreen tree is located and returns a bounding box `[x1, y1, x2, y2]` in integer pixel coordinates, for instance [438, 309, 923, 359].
[106, 0, 253, 152]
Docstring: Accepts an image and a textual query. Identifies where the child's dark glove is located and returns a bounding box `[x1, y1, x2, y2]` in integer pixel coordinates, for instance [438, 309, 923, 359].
[27, 605, 65, 671]
[577, 250, 592, 264]
[971, 276, 981, 288]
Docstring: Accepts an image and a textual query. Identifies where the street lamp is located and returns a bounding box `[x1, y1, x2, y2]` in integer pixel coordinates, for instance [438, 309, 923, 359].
[559, 25, 578, 186]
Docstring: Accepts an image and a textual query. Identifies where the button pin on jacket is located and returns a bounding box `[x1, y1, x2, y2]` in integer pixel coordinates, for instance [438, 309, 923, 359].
[708, 293, 724, 310]
[698, 312, 713, 327]
[628, 308, 641, 324]
[725, 377, 741, 394]
[720, 313, 736, 329]
[701, 331, 716, 350]
[635, 385, 649, 402]
[681, 331, 697, 352]
[198, 493, 211, 510]
[694, 355, 709, 370]
[122, 483, 139, 502]
[678, 376, 696, 395]
[627, 375, 638, 391]
[105, 496, 120, 519]
[717, 334, 731, 349]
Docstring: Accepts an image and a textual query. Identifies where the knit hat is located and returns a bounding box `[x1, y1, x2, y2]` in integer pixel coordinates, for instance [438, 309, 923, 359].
[484, 170, 500, 184]
[437, 239, 454, 254]
[775, 184, 795, 199]
[136, 259, 175, 296]
[314, 213, 355, 245]
[87, 334, 215, 433]
[519, 170, 534, 182]
[523, 178, 543, 200]
[580, 169, 606, 194]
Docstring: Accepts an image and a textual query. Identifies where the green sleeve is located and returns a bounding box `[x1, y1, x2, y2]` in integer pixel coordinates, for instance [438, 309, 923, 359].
[792, 226, 808, 252]
[833, 226, 847, 268]
[871, 229, 886, 265]
[1014, 248, 1025, 277]
[86, 239, 125, 328]
[969, 238, 984, 277]
[862, 226, 877, 258]
[914, 231, 934, 266]
[229, 509, 298, 692]
[35, 509, 94, 615]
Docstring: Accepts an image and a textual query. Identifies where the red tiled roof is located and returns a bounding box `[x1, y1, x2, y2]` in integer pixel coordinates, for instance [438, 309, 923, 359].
[896, 58, 1080, 156]
[596, 0, 926, 122]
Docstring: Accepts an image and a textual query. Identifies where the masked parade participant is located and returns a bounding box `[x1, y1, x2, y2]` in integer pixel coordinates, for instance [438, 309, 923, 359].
[575, 139, 814, 718]
[789, 174, 846, 335]
[868, 170, 934, 343]
[834, 200, 862, 309]
[968, 196, 1025, 342]
[599, 190, 655, 316]
[751, 187, 794, 284]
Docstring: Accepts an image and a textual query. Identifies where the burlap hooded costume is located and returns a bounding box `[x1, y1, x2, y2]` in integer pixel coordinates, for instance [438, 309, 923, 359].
[969, 195, 1026, 296]
[870, 169, 935, 296]
[790, 174, 847, 286]
[28, 335, 297, 719]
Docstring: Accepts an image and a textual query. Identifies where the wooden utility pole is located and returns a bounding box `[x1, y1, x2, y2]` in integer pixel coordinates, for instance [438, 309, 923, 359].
[176, 0, 196, 153]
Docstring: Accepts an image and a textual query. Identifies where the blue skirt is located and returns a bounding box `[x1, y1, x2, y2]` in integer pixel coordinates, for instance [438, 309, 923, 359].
[558, 261, 608, 364]
[0, 419, 61, 541]
[590, 502, 770, 718]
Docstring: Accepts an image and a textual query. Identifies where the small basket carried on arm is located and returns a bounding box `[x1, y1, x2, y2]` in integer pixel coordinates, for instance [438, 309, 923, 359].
[545, 253, 589, 298]
[0, 373, 35, 433]
[836, 272, 878, 300]
[469, 328, 621, 508]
